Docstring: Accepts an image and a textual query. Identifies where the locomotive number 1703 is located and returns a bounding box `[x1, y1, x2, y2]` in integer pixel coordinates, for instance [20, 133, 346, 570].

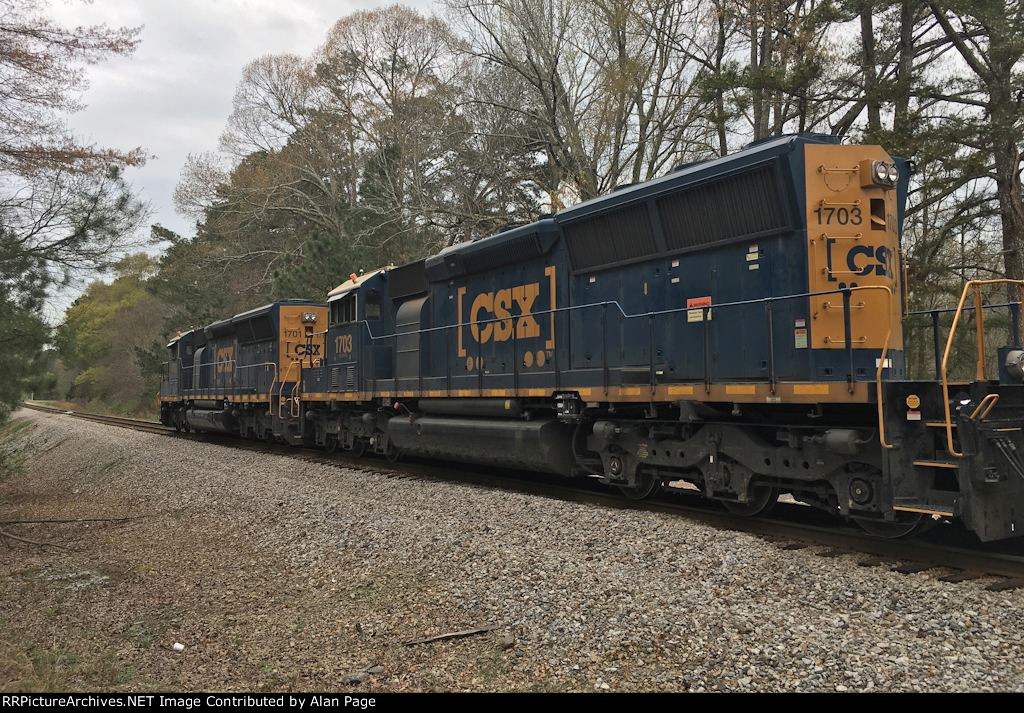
[814, 204, 862, 226]
[335, 334, 354, 354]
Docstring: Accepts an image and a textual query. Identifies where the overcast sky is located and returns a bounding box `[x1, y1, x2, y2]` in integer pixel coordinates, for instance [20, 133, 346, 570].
[50, 0, 435, 242]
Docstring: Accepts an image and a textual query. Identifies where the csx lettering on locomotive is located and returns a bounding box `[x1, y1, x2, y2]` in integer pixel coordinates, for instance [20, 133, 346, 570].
[215, 345, 234, 374]
[293, 343, 321, 357]
[470, 283, 540, 342]
[457, 266, 556, 356]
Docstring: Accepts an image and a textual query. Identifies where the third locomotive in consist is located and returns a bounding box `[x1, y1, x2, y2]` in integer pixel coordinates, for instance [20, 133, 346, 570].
[160, 134, 1024, 542]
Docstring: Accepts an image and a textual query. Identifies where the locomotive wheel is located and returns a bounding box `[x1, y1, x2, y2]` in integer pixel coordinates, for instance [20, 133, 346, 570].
[324, 436, 338, 454]
[384, 441, 402, 463]
[350, 439, 367, 458]
[722, 483, 779, 517]
[616, 469, 661, 500]
[853, 511, 924, 539]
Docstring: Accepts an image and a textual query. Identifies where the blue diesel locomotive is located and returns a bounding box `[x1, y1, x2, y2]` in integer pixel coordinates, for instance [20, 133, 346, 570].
[161, 134, 1024, 541]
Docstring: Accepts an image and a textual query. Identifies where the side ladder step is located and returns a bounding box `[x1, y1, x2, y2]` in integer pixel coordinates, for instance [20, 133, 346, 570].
[912, 459, 959, 469]
[893, 505, 955, 517]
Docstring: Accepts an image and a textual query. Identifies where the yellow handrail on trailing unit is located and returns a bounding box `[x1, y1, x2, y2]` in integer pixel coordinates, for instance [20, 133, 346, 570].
[278, 360, 301, 419]
[852, 285, 896, 450]
[940, 279, 1024, 458]
[289, 372, 302, 418]
[825, 284, 897, 449]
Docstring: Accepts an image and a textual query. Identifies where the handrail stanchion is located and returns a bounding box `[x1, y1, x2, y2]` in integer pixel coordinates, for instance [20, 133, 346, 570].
[1012, 300, 1022, 349]
[765, 301, 776, 394]
[477, 318, 483, 396]
[702, 306, 711, 394]
[974, 284, 986, 381]
[602, 303, 609, 397]
[513, 323, 519, 393]
[417, 324, 423, 395]
[278, 361, 300, 419]
[267, 363, 279, 416]
[1018, 286, 1024, 347]
[445, 323, 451, 396]
[875, 322, 894, 450]
[373, 324, 379, 397]
[940, 279, 1024, 458]
[553, 309, 560, 390]
[842, 289, 854, 393]
[931, 310, 942, 379]
[648, 313, 655, 394]
[290, 364, 301, 418]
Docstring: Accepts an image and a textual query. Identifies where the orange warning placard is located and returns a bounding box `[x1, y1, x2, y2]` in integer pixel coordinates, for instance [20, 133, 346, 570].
[687, 296, 712, 322]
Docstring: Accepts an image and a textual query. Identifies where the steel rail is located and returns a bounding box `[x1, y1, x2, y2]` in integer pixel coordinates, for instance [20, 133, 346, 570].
[18, 402, 1024, 586]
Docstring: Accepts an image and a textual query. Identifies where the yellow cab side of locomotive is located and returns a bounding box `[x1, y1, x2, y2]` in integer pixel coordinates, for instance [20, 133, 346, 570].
[804, 143, 904, 355]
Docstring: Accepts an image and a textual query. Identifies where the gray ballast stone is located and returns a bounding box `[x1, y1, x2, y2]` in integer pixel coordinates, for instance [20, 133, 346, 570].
[4, 408, 1024, 692]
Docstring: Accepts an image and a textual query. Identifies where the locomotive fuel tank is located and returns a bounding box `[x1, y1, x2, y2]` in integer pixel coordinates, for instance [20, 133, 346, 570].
[387, 415, 574, 475]
[185, 408, 237, 434]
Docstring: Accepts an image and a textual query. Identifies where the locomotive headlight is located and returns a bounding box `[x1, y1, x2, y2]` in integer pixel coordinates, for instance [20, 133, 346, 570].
[302, 312, 318, 323]
[861, 159, 897, 188]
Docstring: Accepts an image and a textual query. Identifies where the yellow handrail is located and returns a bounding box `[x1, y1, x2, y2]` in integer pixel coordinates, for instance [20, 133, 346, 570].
[263, 363, 279, 406]
[844, 285, 897, 450]
[969, 393, 1000, 421]
[940, 279, 1024, 458]
[900, 248, 909, 319]
[290, 372, 301, 418]
[822, 284, 898, 449]
[277, 360, 300, 419]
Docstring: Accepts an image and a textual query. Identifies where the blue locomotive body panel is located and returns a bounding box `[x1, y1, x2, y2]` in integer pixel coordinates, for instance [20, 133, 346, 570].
[321, 133, 908, 400]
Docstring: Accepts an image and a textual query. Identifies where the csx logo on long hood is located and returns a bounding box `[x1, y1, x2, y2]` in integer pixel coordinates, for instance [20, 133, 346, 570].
[457, 266, 556, 356]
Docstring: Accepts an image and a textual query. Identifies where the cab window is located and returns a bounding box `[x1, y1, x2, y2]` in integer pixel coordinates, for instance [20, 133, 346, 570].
[365, 293, 381, 320]
[331, 295, 357, 326]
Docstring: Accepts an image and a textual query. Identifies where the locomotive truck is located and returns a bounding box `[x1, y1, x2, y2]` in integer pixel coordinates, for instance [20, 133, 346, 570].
[160, 133, 1024, 542]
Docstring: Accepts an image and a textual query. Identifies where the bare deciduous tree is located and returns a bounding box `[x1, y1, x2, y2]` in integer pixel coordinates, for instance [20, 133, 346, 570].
[0, 0, 144, 175]
[446, 0, 713, 203]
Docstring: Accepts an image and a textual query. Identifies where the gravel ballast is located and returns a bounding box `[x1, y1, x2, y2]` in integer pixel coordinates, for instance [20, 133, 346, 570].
[2, 408, 1023, 692]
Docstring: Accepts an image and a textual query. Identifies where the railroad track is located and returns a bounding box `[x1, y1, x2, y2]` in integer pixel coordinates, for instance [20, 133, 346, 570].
[19, 401, 1024, 589]
[22, 402, 175, 436]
